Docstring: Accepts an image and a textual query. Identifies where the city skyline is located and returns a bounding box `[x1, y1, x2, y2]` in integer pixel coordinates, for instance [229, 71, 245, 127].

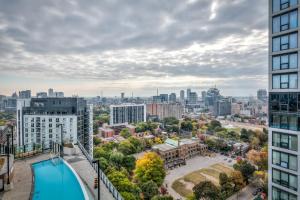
[0, 0, 268, 97]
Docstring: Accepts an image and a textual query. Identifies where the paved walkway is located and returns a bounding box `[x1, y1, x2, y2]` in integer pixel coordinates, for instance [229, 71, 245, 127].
[164, 154, 236, 199]
[227, 184, 256, 200]
[64, 146, 114, 200]
[1, 154, 51, 200]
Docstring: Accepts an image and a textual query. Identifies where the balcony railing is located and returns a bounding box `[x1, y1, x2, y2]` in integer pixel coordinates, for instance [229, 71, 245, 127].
[77, 141, 124, 200]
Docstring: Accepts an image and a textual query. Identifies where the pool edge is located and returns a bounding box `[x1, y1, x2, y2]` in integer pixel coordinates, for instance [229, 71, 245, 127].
[31, 157, 90, 200]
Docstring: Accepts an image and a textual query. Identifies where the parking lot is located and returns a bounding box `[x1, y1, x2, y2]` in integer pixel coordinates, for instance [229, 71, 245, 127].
[164, 153, 236, 199]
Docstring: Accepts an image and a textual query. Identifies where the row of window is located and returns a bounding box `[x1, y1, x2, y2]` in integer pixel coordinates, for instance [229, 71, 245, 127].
[273, 10, 298, 33]
[25, 118, 73, 122]
[272, 73, 298, 89]
[272, 53, 297, 71]
[273, 132, 298, 151]
[273, 168, 298, 191]
[269, 93, 300, 112]
[273, 32, 297, 52]
[270, 114, 300, 131]
[272, 187, 297, 200]
[273, 0, 298, 13]
[272, 150, 297, 171]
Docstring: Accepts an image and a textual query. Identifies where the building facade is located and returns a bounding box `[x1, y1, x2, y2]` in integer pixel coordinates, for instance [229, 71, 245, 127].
[258, 89, 268, 101]
[269, 1, 300, 199]
[110, 104, 146, 126]
[169, 93, 176, 103]
[16, 97, 93, 156]
[146, 103, 184, 120]
[152, 138, 208, 169]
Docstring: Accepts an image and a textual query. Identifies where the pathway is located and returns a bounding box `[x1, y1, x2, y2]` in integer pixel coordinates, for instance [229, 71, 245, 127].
[1, 154, 51, 200]
[64, 146, 114, 200]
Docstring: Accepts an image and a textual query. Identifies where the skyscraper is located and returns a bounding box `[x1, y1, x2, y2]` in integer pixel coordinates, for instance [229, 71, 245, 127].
[180, 90, 185, 102]
[269, 1, 299, 199]
[169, 93, 176, 103]
[257, 89, 268, 101]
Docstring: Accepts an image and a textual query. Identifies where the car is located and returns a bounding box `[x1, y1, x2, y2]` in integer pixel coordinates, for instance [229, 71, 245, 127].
[228, 160, 232, 163]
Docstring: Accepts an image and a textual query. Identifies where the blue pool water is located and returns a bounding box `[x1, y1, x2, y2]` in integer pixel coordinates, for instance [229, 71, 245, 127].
[32, 158, 88, 200]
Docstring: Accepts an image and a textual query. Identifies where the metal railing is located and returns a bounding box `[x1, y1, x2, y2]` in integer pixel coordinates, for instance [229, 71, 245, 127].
[77, 141, 124, 200]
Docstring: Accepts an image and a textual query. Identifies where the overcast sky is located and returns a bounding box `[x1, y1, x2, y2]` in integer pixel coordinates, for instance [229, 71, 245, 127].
[0, 0, 268, 97]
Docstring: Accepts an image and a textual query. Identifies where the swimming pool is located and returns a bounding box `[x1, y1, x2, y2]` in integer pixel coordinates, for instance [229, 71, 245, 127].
[32, 158, 89, 200]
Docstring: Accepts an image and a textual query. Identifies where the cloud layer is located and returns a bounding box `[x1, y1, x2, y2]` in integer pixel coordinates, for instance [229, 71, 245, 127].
[0, 0, 268, 96]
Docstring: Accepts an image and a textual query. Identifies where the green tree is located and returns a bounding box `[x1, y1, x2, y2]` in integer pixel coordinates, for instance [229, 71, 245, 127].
[230, 171, 245, 192]
[120, 128, 132, 138]
[219, 173, 234, 198]
[181, 121, 193, 131]
[118, 140, 136, 155]
[163, 117, 179, 125]
[233, 160, 255, 184]
[193, 181, 220, 200]
[93, 137, 102, 146]
[122, 155, 136, 172]
[134, 152, 166, 186]
[240, 128, 249, 142]
[128, 137, 145, 152]
[141, 180, 158, 200]
[109, 151, 124, 169]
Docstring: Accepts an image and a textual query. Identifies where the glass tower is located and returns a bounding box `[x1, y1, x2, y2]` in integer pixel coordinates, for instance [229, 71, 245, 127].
[269, 0, 300, 199]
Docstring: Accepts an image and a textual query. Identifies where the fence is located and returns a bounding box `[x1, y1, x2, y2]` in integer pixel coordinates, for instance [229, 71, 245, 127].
[77, 141, 124, 200]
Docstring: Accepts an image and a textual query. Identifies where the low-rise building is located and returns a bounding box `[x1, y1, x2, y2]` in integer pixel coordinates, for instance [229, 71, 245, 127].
[98, 127, 115, 138]
[152, 138, 207, 169]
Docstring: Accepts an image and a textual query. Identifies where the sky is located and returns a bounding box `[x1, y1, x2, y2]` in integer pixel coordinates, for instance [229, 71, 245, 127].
[0, 0, 268, 97]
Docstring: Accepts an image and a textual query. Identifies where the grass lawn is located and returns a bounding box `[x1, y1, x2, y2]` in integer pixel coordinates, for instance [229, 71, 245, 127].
[172, 179, 193, 197]
[210, 163, 234, 175]
[183, 171, 206, 185]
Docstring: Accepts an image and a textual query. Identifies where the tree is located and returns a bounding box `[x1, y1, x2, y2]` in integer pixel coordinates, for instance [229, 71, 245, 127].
[219, 173, 234, 198]
[120, 128, 132, 138]
[128, 136, 145, 152]
[233, 160, 255, 183]
[134, 152, 166, 186]
[163, 117, 179, 125]
[193, 181, 220, 200]
[240, 128, 249, 142]
[122, 155, 136, 172]
[107, 168, 140, 198]
[109, 151, 125, 169]
[247, 149, 268, 170]
[93, 137, 102, 146]
[181, 121, 193, 131]
[141, 180, 158, 200]
[118, 140, 136, 155]
[230, 171, 245, 192]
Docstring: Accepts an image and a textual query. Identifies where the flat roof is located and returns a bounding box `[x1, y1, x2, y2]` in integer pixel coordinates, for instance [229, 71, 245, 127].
[152, 143, 176, 151]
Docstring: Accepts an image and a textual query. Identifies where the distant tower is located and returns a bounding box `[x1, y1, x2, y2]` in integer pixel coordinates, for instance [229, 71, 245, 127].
[180, 90, 185, 101]
[48, 88, 54, 97]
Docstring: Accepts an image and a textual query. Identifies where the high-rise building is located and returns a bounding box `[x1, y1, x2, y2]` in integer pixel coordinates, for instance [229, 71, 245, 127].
[269, 1, 299, 199]
[169, 93, 176, 103]
[16, 97, 93, 156]
[110, 104, 146, 126]
[188, 92, 198, 104]
[180, 90, 185, 102]
[19, 90, 31, 99]
[146, 103, 184, 120]
[48, 88, 54, 97]
[201, 91, 206, 100]
[121, 92, 125, 100]
[214, 98, 232, 117]
[187, 88, 191, 102]
[160, 94, 168, 102]
[257, 89, 268, 101]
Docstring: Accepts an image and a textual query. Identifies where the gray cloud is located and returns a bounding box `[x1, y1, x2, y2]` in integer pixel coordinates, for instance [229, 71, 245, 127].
[0, 0, 268, 96]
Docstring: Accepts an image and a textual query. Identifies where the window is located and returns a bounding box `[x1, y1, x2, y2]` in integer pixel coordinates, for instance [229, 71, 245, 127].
[273, 0, 298, 12]
[272, 53, 298, 70]
[272, 187, 297, 200]
[272, 73, 298, 89]
[272, 150, 297, 170]
[270, 114, 300, 131]
[272, 168, 298, 191]
[273, 10, 298, 33]
[272, 132, 298, 151]
[272, 33, 298, 52]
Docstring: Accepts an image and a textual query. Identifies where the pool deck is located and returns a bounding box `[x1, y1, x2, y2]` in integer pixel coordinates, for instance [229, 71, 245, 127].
[1, 153, 51, 200]
[64, 146, 114, 200]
